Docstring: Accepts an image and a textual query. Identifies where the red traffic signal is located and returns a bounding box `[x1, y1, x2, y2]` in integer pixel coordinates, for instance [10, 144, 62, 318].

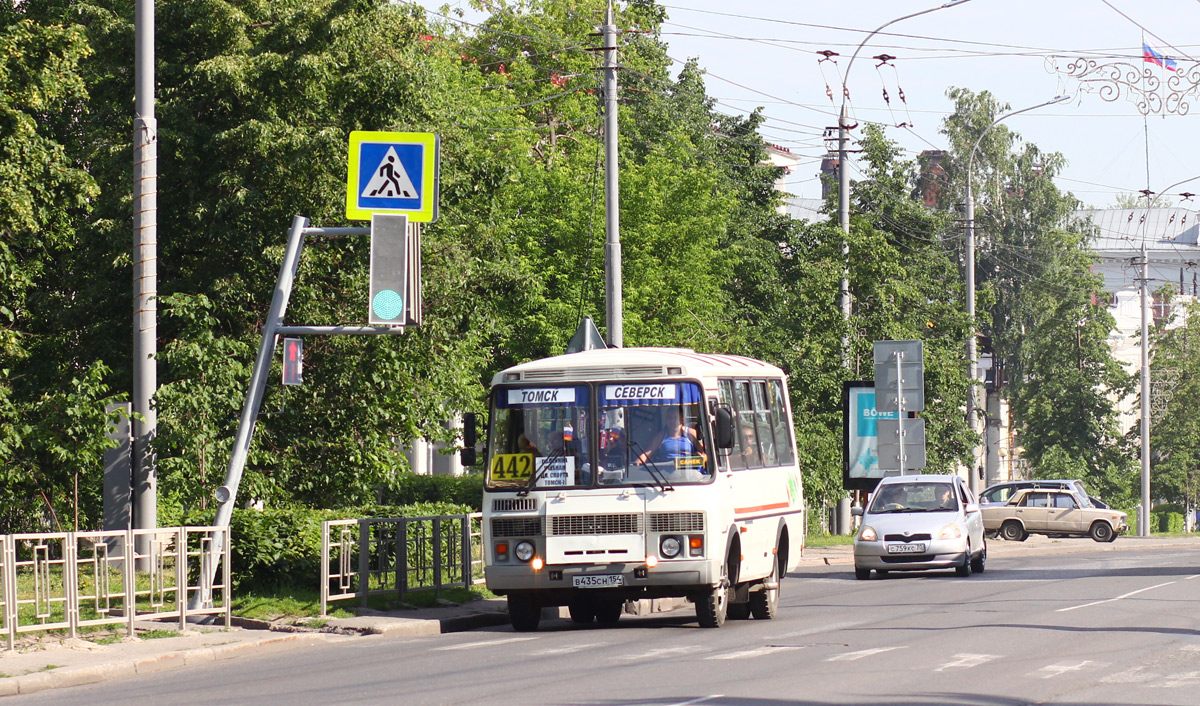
[282, 338, 303, 386]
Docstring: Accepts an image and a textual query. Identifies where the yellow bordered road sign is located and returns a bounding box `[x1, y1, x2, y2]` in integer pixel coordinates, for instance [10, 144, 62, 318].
[346, 131, 439, 222]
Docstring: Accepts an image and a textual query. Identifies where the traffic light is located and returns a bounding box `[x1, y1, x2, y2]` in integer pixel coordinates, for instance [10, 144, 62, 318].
[282, 337, 303, 386]
[369, 213, 410, 325]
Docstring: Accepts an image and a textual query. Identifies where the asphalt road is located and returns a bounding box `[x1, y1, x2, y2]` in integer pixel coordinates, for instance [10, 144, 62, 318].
[11, 542, 1200, 706]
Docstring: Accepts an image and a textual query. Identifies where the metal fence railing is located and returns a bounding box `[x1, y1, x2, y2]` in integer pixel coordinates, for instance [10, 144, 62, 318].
[320, 513, 484, 616]
[1, 527, 232, 651]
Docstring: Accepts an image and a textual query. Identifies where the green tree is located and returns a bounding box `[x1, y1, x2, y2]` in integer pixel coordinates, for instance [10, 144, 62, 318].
[1148, 298, 1200, 509]
[0, 6, 119, 532]
[939, 87, 1133, 497]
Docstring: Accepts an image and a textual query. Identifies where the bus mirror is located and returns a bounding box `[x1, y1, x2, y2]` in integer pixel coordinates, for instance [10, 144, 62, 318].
[714, 407, 734, 449]
[463, 412, 478, 447]
[461, 447, 478, 467]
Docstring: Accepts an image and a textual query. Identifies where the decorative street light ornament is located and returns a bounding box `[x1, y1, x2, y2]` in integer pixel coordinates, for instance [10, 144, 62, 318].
[1046, 55, 1200, 116]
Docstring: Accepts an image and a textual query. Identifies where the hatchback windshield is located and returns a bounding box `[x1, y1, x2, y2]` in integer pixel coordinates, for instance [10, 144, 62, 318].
[870, 482, 957, 513]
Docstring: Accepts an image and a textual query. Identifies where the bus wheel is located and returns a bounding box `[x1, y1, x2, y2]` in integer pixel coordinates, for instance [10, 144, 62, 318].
[508, 592, 541, 632]
[595, 599, 623, 625]
[750, 554, 780, 620]
[697, 555, 730, 628]
[568, 598, 595, 624]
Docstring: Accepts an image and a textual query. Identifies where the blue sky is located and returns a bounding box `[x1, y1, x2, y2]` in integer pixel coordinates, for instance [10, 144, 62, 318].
[420, 0, 1200, 209]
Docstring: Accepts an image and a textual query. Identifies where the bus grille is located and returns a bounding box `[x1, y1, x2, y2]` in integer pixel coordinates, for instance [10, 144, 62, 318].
[491, 517, 543, 537]
[492, 498, 537, 513]
[550, 514, 642, 536]
[649, 512, 705, 533]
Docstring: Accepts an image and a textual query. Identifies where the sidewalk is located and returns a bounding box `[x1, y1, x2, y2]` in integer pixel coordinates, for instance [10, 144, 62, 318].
[2, 534, 1197, 697]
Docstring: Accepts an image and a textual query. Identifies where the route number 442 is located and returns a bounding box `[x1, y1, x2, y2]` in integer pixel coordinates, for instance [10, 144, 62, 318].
[490, 453, 535, 481]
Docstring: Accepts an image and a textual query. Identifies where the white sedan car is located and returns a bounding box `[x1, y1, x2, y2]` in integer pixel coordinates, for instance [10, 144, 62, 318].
[853, 474, 987, 579]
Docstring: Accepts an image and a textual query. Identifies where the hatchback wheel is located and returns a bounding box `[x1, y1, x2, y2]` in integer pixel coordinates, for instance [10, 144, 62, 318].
[970, 546, 986, 574]
[855, 567, 871, 580]
[955, 549, 972, 577]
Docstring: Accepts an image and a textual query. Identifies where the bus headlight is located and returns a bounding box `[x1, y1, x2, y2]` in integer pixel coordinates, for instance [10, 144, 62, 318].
[514, 541, 535, 561]
[660, 536, 682, 558]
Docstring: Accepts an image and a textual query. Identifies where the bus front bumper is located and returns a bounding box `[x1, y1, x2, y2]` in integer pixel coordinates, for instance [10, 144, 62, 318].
[486, 560, 709, 596]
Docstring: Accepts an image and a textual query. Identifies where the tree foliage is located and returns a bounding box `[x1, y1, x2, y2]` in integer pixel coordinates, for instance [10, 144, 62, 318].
[938, 88, 1133, 500]
[0, 3, 1142, 531]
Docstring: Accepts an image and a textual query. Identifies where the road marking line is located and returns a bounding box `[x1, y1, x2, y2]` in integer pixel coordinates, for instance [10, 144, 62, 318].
[1032, 661, 1096, 678]
[827, 647, 904, 662]
[655, 697, 724, 706]
[528, 641, 609, 656]
[708, 645, 804, 660]
[935, 653, 1000, 671]
[615, 646, 707, 661]
[776, 620, 869, 638]
[1101, 666, 1154, 684]
[431, 636, 538, 651]
[1158, 671, 1200, 688]
[1057, 581, 1176, 612]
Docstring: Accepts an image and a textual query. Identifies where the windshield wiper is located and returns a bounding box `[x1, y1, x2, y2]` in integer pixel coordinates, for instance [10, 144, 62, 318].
[516, 446, 568, 497]
[629, 440, 673, 493]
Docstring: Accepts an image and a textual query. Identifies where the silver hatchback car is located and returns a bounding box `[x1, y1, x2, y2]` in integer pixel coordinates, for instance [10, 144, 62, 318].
[852, 474, 987, 579]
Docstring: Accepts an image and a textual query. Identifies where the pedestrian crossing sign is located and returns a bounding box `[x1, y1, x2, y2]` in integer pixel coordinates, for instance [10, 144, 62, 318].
[346, 131, 439, 222]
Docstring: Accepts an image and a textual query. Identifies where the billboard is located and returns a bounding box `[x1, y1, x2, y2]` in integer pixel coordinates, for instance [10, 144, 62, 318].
[842, 381, 899, 491]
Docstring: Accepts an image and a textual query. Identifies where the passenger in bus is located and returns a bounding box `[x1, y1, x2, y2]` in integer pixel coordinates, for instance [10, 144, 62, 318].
[733, 425, 758, 469]
[636, 407, 706, 468]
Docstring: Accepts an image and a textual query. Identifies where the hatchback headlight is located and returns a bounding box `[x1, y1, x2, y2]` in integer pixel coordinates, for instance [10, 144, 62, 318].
[937, 524, 962, 540]
[514, 540, 535, 561]
[859, 526, 878, 542]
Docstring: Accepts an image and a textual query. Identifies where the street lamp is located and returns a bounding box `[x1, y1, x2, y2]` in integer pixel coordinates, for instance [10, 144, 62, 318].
[964, 94, 1070, 494]
[838, 0, 973, 362]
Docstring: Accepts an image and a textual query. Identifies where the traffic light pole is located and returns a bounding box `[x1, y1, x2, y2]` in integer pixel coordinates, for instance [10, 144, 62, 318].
[195, 216, 411, 607]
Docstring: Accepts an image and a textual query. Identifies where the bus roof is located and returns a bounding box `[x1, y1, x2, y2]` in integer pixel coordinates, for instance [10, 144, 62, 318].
[490, 347, 785, 386]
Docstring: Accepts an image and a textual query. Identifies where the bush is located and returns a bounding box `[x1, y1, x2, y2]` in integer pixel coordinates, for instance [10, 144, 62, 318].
[1152, 510, 1184, 534]
[378, 472, 484, 510]
[183, 502, 472, 591]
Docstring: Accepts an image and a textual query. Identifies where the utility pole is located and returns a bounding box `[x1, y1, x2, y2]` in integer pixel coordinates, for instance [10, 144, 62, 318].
[1139, 243, 1151, 537]
[602, 4, 623, 348]
[132, 0, 157, 565]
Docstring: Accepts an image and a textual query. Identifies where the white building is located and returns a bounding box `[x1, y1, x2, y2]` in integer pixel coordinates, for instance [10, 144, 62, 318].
[1079, 207, 1200, 435]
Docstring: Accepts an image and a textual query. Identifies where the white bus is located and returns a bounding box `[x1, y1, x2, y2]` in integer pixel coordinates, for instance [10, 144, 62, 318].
[478, 347, 804, 631]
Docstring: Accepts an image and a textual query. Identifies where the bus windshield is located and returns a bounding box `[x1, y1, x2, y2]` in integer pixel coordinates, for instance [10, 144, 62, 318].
[485, 382, 713, 490]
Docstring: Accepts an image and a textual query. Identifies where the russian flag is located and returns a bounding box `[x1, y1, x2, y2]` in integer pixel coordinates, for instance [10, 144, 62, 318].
[1143, 42, 1178, 71]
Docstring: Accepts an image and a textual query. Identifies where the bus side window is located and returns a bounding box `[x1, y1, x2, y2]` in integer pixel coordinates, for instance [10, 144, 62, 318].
[734, 381, 760, 468]
[752, 381, 778, 466]
[768, 380, 795, 465]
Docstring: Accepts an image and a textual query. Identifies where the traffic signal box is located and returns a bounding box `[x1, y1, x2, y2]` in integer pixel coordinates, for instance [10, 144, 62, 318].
[282, 337, 303, 386]
[369, 213, 410, 325]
